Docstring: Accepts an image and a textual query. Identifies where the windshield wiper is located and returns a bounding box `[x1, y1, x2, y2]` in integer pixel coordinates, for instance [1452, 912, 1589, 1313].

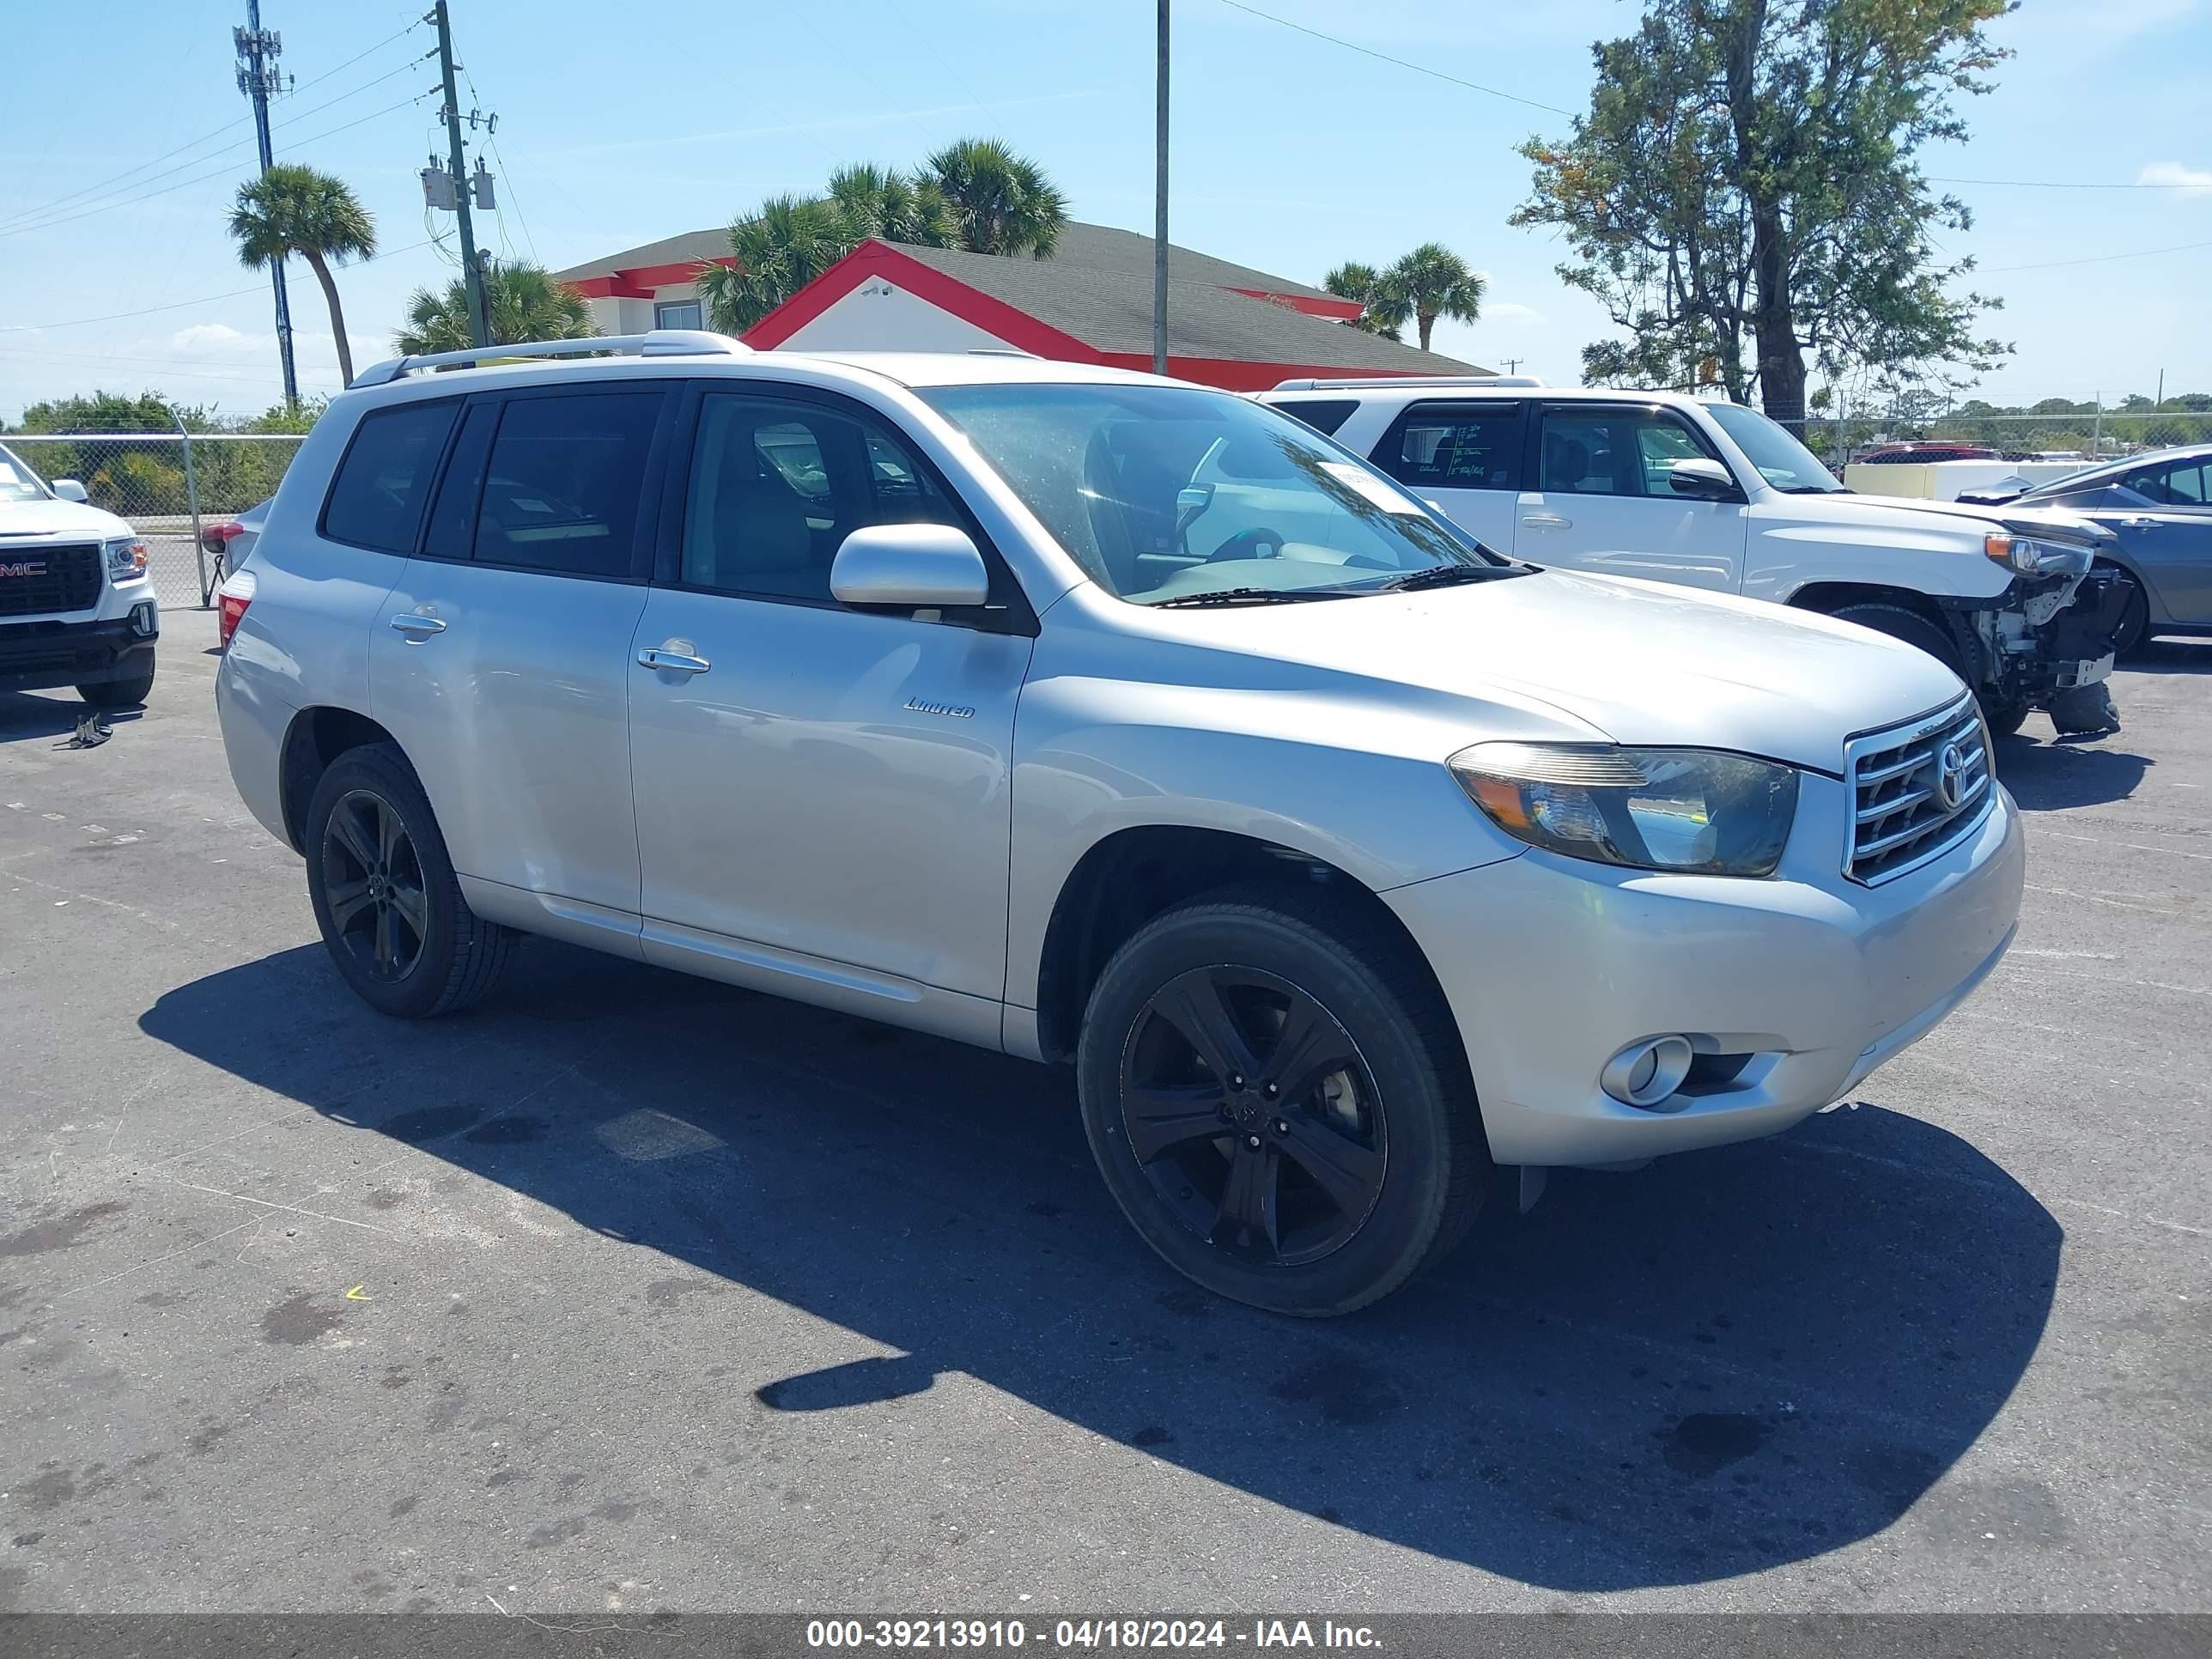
[1369, 562, 1532, 593]
[1148, 586, 1353, 608]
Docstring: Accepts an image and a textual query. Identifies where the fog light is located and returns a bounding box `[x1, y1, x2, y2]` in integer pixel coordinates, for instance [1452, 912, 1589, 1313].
[129, 602, 157, 638]
[1601, 1036, 1694, 1108]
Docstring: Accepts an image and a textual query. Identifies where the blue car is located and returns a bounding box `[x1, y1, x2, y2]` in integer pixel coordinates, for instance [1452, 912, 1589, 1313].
[1984, 446, 2212, 653]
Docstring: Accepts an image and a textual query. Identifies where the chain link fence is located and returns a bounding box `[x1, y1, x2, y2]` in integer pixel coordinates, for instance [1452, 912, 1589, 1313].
[4, 433, 307, 609]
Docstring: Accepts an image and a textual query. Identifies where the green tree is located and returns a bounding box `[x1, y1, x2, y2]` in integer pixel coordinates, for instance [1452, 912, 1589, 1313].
[827, 163, 959, 247]
[1387, 242, 1485, 352]
[227, 163, 377, 387]
[1323, 262, 1408, 341]
[395, 264, 597, 355]
[1513, 0, 2012, 428]
[922, 137, 1067, 257]
[698, 195, 862, 335]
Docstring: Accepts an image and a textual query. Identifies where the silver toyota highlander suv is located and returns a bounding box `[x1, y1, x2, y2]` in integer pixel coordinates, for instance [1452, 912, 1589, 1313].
[216, 332, 2024, 1316]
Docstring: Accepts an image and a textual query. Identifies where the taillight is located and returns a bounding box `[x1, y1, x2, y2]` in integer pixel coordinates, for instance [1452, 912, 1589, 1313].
[216, 568, 257, 649]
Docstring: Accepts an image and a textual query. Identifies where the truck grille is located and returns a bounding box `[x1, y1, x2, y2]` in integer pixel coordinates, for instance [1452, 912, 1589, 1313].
[1845, 696, 1993, 884]
[0, 542, 101, 618]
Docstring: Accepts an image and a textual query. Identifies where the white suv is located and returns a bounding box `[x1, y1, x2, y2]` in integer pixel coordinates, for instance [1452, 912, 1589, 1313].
[1258, 380, 2126, 735]
[217, 333, 2022, 1315]
[0, 441, 159, 707]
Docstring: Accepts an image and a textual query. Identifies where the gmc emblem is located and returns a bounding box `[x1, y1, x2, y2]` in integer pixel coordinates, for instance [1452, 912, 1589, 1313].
[0, 561, 50, 578]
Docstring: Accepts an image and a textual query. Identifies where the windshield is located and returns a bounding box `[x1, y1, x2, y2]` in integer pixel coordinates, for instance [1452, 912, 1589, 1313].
[920, 384, 1500, 604]
[0, 446, 48, 504]
[1705, 402, 1844, 493]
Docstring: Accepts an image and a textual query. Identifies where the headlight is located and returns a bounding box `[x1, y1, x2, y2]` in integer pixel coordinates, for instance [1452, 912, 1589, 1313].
[103, 536, 149, 580]
[1449, 743, 1799, 877]
[1984, 532, 2088, 576]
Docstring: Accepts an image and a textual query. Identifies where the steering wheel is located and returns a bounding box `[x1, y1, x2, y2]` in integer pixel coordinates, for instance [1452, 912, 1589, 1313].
[1203, 526, 1286, 563]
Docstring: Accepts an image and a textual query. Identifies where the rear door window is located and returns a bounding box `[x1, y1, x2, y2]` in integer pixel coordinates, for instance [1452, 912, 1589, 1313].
[471, 390, 666, 578]
[321, 400, 460, 553]
[1376, 402, 1523, 491]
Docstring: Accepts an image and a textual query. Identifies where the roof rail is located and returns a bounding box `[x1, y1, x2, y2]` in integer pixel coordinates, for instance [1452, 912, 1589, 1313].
[966, 346, 1042, 359]
[349, 329, 752, 389]
[1268, 374, 1547, 392]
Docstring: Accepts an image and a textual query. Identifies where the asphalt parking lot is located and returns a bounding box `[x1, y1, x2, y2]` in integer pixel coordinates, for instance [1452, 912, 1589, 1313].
[3, 611, 2207, 1615]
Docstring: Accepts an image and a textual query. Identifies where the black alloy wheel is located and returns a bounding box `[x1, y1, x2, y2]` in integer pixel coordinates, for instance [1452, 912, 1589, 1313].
[1121, 964, 1387, 1267]
[319, 787, 431, 983]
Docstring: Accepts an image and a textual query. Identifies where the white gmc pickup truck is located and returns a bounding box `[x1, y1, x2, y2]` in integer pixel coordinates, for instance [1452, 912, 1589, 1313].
[0, 441, 159, 708]
[1259, 381, 2126, 734]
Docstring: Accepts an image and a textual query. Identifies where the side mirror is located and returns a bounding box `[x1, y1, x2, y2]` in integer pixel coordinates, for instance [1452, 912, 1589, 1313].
[1668, 458, 1741, 501]
[51, 478, 89, 503]
[830, 522, 990, 610]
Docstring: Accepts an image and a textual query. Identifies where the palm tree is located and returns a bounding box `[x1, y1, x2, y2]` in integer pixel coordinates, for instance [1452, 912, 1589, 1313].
[394, 264, 597, 354]
[1386, 242, 1485, 352]
[698, 195, 861, 335]
[228, 163, 376, 386]
[1323, 261, 1409, 342]
[922, 138, 1067, 257]
[828, 163, 957, 248]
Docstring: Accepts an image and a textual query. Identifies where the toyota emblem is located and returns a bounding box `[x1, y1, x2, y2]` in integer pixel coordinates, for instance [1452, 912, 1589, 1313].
[1934, 740, 1966, 811]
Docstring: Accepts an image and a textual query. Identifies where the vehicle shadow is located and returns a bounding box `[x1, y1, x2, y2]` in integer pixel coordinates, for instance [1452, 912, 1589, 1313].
[1996, 732, 2151, 810]
[2127, 638, 2212, 675]
[140, 941, 2059, 1594]
[0, 692, 144, 742]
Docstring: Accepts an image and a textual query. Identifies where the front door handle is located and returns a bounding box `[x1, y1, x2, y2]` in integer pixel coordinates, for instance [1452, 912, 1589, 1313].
[637, 647, 712, 676]
[1521, 512, 1572, 531]
[2114, 516, 2160, 530]
[389, 613, 447, 637]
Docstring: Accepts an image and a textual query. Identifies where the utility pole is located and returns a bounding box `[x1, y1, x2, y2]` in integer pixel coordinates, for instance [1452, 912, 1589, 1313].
[431, 0, 489, 349]
[234, 3, 298, 405]
[1501, 358, 1523, 375]
[1152, 0, 1169, 377]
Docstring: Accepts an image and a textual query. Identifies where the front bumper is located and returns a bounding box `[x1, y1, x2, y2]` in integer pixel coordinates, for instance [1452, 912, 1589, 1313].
[0, 605, 158, 695]
[1385, 777, 2025, 1168]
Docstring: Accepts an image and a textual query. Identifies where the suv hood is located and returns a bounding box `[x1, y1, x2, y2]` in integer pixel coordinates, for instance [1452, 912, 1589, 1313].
[1166, 570, 1966, 775]
[0, 497, 132, 540]
[1785, 489, 2112, 550]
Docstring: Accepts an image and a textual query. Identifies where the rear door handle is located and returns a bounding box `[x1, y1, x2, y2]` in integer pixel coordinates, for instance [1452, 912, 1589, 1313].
[637, 647, 712, 675]
[389, 613, 446, 637]
[1521, 513, 1572, 531]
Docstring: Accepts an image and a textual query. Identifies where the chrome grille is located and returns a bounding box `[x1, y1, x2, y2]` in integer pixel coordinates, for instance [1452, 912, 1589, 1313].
[1844, 696, 1993, 884]
[0, 542, 101, 618]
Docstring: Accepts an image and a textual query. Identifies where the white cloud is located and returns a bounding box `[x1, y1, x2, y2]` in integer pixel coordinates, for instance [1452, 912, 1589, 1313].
[169, 322, 246, 353]
[1485, 301, 1547, 327]
[2137, 161, 2212, 198]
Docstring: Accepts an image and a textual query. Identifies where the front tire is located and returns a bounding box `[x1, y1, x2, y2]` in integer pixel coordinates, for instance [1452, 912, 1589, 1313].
[1825, 600, 1968, 682]
[2099, 562, 2150, 658]
[1075, 884, 1488, 1316]
[304, 742, 514, 1018]
[78, 667, 155, 709]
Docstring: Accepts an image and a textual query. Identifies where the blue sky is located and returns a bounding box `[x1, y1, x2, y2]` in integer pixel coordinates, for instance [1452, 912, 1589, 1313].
[3, 0, 2207, 422]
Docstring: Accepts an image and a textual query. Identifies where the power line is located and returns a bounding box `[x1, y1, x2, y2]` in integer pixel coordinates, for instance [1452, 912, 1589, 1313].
[463, 66, 538, 264]
[0, 240, 433, 336]
[1210, 0, 1574, 117]
[0, 90, 435, 241]
[1984, 236, 2212, 273]
[1932, 174, 2208, 190]
[0, 27, 428, 236]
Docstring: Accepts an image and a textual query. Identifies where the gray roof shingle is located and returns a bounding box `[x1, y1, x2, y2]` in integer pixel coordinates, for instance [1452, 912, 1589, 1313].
[884, 241, 1480, 372]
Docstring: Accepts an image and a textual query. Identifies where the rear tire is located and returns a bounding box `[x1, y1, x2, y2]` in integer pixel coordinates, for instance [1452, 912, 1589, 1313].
[77, 667, 155, 709]
[304, 742, 515, 1018]
[1825, 601, 1968, 682]
[1075, 883, 1488, 1316]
